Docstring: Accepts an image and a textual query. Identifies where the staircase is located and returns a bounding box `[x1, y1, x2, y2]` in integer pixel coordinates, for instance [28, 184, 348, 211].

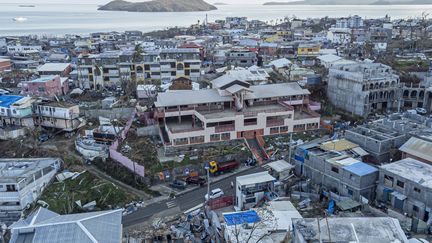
[246, 136, 269, 165]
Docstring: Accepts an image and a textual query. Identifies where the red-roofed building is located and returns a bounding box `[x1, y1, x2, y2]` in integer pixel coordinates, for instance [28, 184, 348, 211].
[0, 59, 12, 72]
[178, 43, 206, 59]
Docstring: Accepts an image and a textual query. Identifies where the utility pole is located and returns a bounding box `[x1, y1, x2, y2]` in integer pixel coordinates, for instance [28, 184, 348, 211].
[204, 164, 210, 205]
[287, 132, 293, 164]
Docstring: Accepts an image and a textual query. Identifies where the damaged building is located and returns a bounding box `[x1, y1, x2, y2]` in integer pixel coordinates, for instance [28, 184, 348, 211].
[328, 63, 400, 117]
[295, 139, 378, 201]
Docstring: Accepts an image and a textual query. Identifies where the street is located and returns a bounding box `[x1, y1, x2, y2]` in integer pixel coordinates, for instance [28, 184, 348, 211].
[122, 166, 265, 227]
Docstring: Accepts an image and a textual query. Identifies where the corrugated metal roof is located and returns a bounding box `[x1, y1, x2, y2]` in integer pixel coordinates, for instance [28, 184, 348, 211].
[9, 208, 122, 243]
[320, 139, 358, 152]
[399, 137, 432, 162]
[343, 162, 378, 176]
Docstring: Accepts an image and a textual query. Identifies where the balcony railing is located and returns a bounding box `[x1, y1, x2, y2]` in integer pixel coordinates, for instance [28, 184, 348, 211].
[266, 119, 284, 127]
[215, 124, 235, 133]
[169, 126, 204, 134]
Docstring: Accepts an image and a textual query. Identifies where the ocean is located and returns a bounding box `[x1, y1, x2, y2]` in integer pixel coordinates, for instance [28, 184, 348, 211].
[1, 3, 432, 36]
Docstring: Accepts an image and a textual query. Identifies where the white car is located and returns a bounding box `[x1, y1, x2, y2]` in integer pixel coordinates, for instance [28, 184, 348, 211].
[415, 107, 427, 115]
[205, 188, 224, 201]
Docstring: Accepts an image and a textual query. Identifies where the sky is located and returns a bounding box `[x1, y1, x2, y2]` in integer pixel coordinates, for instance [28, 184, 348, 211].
[7, 0, 282, 5]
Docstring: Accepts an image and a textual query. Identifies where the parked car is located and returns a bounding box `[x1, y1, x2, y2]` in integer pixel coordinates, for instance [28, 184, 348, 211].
[186, 176, 206, 186]
[38, 134, 50, 142]
[169, 180, 187, 190]
[415, 107, 427, 115]
[205, 188, 224, 201]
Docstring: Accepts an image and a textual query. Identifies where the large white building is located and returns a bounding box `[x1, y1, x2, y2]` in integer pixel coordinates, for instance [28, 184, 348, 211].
[0, 158, 62, 225]
[154, 79, 320, 147]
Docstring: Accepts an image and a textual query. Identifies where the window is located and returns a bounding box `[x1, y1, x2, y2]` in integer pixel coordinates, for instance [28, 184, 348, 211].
[413, 205, 419, 212]
[221, 133, 230, 140]
[414, 187, 421, 193]
[6, 185, 17, 192]
[38, 86, 46, 92]
[270, 127, 279, 134]
[210, 134, 220, 141]
[331, 167, 339, 173]
[384, 175, 394, 187]
[396, 180, 404, 188]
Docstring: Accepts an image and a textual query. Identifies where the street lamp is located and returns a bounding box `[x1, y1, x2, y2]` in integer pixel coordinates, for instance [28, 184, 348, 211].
[204, 164, 210, 205]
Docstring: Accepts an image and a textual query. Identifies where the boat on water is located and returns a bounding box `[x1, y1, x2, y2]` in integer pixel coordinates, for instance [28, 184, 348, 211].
[12, 17, 28, 22]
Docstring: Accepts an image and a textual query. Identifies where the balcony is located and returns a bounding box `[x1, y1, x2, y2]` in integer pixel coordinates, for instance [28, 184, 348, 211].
[266, 119, 285, 127]
[294, 109, 320, 120]
[215, 124, 235, 133]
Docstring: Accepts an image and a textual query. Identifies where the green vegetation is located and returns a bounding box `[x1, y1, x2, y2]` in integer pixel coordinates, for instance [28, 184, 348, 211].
[39, 171, 135, 214]
[393, 59, 429, 73]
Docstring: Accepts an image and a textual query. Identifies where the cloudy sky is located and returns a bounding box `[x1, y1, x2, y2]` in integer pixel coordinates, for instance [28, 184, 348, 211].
[8, 0, 291, 4]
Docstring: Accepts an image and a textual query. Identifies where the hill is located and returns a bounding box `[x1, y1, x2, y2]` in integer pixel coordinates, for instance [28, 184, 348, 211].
[98, 0, 217, 12]
[263, 0, 432, 5]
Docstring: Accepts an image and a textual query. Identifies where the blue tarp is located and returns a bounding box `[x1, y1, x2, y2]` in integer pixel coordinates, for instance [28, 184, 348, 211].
[224, 210, 260, 226]
[327, 199, 335, 214]
[0, 95, 24, 108]
[343, 162, 378, 176]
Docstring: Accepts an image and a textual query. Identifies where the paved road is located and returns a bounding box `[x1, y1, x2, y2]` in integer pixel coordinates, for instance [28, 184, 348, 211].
[123, 166, 264, 227]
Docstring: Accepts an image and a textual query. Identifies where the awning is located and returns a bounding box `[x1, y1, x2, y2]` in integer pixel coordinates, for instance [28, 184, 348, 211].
[336, 199, 361, 211]
[352, 147, 369, 157]
[391, 191, 407, 200]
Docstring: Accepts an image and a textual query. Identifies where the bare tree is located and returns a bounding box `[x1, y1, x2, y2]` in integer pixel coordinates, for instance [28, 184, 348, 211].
[226, 208, 279, 243]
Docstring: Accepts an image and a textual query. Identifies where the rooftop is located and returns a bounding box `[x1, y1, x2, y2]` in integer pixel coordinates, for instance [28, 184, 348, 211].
[0, 95, 25, 108]
[236, 171, 275, 185]
[399, 137, 432, 162]
[292, 217, 408, 243]
[263, 160, 294, 173]
[37, 63, 70, 72]
[9, 208, 122, 243]
[343, 162, 378, 176]
[320, 139, 359, 152]
[0, 158, 61, 183]
[380, 158, 432, 189]
[30, 75, 57, 83]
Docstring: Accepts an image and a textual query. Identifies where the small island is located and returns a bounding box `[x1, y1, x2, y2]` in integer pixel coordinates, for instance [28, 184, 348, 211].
[263, 0, 432, 5]
[98, 0, 217, 12]
[213, 2, 228, 5]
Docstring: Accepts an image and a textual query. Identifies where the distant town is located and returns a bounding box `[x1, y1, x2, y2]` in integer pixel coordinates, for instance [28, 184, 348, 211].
[0, 13, 432, 243]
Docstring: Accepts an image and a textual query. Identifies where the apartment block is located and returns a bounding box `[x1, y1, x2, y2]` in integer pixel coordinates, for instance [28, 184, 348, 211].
[328, 63, 400, 117]
[377, 158, 432, 223]
[33, 101, 82, 132]
[136, 48, 202, 83]
[0, 158, 62, 225]
[154, 80, 320, 147]
[226, 48, 258, 67]
[295, 139, 378, 201]
[77, 51, 134, 89]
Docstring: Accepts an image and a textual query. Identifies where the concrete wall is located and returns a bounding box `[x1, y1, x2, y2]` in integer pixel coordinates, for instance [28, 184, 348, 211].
[81, 107, 135, 120]
[377, 168, 432, 221]
[136, 125, 159, 137]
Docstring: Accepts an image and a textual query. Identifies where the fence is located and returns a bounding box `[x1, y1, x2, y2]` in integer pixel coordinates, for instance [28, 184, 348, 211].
[109, 109, 145, 177]
[208, 195, 234, 210]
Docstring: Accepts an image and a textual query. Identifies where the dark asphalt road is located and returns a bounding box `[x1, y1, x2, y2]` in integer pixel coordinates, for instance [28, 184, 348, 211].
[123, 166, 264, 227]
